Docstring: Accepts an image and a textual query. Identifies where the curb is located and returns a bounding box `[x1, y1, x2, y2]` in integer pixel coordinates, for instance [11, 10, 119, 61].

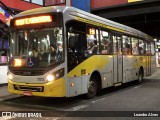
[0, 83, 8, 87]
[0, 95, 23, 102]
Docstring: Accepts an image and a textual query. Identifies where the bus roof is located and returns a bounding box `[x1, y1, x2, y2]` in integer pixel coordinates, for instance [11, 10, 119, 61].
[13, 6, 152, 41]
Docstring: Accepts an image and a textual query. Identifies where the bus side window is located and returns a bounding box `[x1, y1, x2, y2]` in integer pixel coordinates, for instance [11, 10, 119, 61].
[113, 36, 117, 54]
[87, 27, 99, 54]
[146, 42, 151, 55]
[122, 35, 131, 55]
[100, 30, 111, 54]
[112, 35, 122, 55]
[87, 35, 98, 54]
[132, 37, 139, 55]
[151, 42, 155, 55]
[139, 39, 146, 55]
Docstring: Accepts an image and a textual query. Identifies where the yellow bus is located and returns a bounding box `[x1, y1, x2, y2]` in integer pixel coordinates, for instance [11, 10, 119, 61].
[8, 6, 156, 98]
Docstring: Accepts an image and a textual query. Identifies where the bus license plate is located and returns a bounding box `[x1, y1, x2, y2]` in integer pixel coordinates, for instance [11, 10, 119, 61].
[23, 91, 32, 96]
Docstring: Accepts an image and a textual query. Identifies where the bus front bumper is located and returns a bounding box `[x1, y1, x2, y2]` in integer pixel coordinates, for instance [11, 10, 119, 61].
[8, 78, 66, 97]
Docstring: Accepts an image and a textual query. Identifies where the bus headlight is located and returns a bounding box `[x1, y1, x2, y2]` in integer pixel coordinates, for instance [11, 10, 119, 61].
[46, 68, 64, 82]
[47, 74, 55, 82]
[8, 73, 13, 80]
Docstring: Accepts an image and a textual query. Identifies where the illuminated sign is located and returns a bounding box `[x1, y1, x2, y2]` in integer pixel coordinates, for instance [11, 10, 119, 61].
[128, 0, 143, 3]
[89, 28, 95, 35]
[15, 15, 52, 26]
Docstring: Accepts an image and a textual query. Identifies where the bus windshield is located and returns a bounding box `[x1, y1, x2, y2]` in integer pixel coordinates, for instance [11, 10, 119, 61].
[10, 27, 64, 68]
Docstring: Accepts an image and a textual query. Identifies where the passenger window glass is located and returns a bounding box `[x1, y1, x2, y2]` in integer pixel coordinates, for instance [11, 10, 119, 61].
[113, 36, 117, 55]
[123, 35, 131, 55]
[151, 42, 155, 55]
[139, 39, 146, 55]
[146, 42, 151, 55]
[112, 35, 122, 55]
[117, 36, 122, 55]
[100, 30, 111, 54]
[132, 37, 139, 55]
[87, 27, 99, 54]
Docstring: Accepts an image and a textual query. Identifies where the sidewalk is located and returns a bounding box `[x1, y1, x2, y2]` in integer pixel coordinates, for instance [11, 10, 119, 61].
[145, 68, 160, 80]
[0, 84, 22, 102]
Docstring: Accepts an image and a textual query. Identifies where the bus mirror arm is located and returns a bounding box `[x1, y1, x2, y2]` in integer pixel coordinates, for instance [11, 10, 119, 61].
[69, 27, 73, 33]
[84, 50, 90, 58]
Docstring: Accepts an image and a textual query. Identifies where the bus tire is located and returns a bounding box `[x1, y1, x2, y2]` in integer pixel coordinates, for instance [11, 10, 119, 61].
[86, 75, 97, 99]
[138, 69, 143, 83]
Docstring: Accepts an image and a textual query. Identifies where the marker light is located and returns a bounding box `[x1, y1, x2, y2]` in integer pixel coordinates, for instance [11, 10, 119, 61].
[8, 74, 13, 80]
[14, 59, 22, 67]
[12, 58, 27, 67]
[55, 73, 60, 78]
[47, 74, 55, 82]
[71, 83, 74, 87]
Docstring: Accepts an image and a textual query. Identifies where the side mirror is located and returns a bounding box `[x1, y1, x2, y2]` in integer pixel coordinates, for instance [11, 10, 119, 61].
[69, 27, 73, 33]
[55, 28, 59, 34]
[69, 36, 76, 49]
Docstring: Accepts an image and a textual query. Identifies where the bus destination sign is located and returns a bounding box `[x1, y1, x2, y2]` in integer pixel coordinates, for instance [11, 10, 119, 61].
[14, 15, 52, 26]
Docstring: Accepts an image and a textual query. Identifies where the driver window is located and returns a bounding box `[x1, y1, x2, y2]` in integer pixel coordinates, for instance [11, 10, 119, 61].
[66, 20, 87, 71]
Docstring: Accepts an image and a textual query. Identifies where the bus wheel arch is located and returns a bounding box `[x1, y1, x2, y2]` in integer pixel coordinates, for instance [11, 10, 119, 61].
[138, 66, 144, 83]
[86, 71, 102, 99]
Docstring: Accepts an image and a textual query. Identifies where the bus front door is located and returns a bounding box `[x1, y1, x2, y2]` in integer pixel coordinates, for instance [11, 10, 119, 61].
[112, 34, 123, 85]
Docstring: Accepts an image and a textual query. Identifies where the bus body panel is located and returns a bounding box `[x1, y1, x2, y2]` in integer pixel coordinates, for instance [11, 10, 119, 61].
[123, 56, 134, 83]
[67, 55, 114, 97]
[10, 74, 46, 84]
[123, 55, 156, 83]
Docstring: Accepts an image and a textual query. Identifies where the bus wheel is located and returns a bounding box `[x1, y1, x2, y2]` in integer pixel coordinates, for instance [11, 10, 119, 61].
[138, 69, 143, 83]
[86, 76, 97, 99]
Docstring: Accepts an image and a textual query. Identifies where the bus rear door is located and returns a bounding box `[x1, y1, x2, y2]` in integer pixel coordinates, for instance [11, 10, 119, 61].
[146, 42, 151, 76]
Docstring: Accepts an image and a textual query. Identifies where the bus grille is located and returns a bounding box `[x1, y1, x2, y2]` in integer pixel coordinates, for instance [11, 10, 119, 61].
[14, 70, 45, 76]
[11, 69, 46, 76]
[13, 84, 44, 92]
